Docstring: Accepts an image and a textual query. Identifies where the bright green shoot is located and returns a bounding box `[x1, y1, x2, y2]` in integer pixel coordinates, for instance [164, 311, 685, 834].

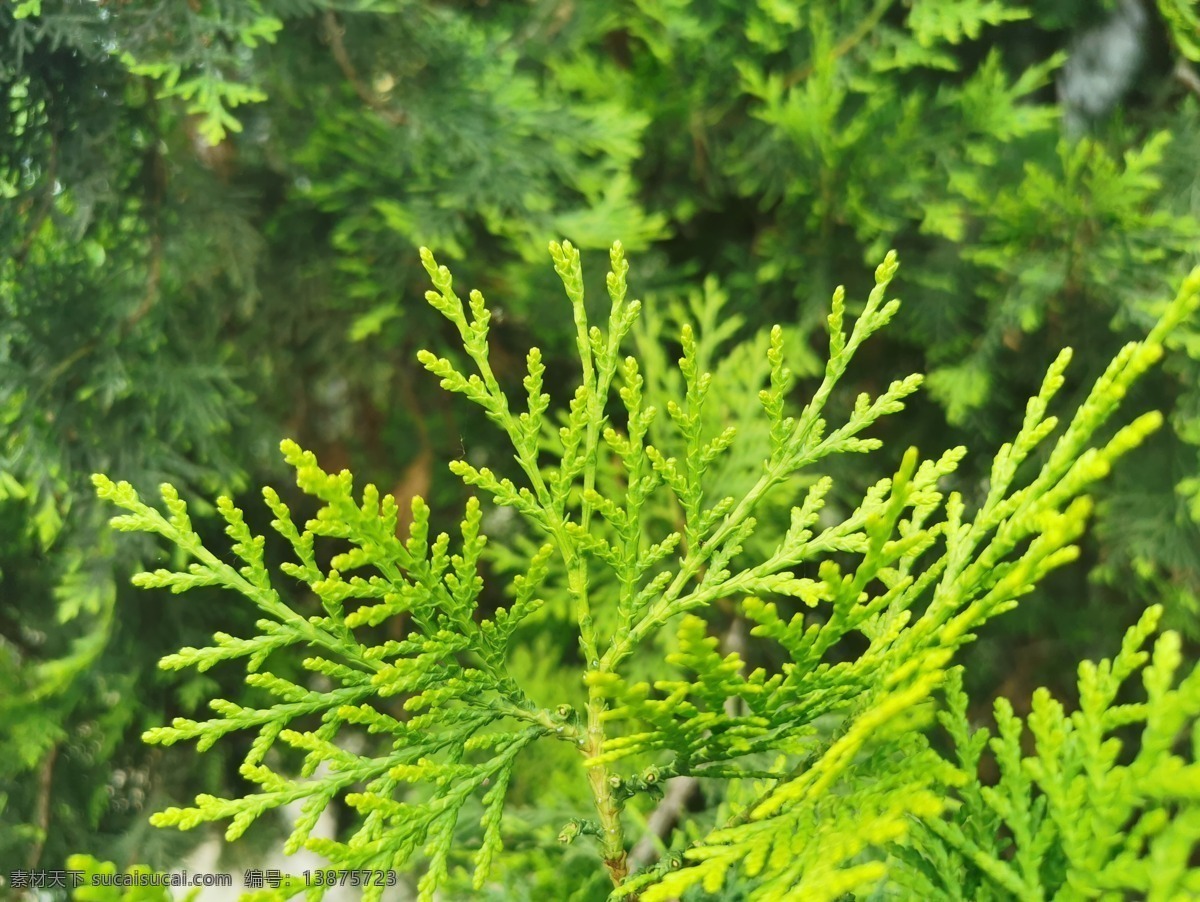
[94, 246, 1200, 901]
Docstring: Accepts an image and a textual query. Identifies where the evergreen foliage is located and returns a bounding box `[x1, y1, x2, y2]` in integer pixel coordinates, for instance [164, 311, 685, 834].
[897, 603, 1200, 900]
[561, 0, 1200, 656]
[93, 246, 1200, 899]
[2, 0, 263, 868]
[1, 0, 660, 871]
[5, 0, 1200, 892]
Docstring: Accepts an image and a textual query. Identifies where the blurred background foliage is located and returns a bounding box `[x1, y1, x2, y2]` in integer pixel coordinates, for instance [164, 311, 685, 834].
[2, 0, 1199, 895]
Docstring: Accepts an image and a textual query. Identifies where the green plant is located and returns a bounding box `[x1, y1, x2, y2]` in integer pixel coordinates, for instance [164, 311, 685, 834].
[567, 0, 1200, 656]
[93, 244, 1200, 900]
[895, 602, 1200, 900]
[60, 853, 200, 902]
[2, 0, 663, 871]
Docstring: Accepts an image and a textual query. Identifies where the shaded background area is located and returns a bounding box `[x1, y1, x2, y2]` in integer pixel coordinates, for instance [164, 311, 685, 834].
[2, 0, 1199, 896]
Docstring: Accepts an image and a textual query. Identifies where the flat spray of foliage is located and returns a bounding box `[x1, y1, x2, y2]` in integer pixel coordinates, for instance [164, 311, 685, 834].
[94, 245, 1200, 900]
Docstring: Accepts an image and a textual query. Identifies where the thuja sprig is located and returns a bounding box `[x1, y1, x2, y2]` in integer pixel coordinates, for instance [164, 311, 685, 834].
[417, 240, 646, 882]
[411, 241, 934, 884]
[895, 603, 1200, 900]
[608, 267, 1199, 901]
[96, 246, 1200, 902]
[93, 439, 573, 901]
[608, 257, 924, 669]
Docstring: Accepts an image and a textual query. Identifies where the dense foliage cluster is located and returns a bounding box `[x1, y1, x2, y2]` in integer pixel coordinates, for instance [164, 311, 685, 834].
[2, 0, 1200, 897]
[94, 247, 1200, 899]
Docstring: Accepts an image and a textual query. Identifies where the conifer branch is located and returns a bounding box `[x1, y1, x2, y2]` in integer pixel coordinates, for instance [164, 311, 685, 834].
[784, 0, 897, 88]
[321, 11, 407, 127]
[95, 248, 1200, 901]
[25, 743, 56, 873]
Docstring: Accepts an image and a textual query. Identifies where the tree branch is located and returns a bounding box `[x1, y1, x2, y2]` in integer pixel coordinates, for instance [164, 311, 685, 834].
[322, 11, 407, 126]
[783, 0, 896, 89]
[1175, 59, 1200, 100]
[26, 744, 58, 873]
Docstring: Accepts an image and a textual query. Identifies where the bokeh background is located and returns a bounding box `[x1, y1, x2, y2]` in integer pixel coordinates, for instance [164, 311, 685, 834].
[3, 0, 1199, 897]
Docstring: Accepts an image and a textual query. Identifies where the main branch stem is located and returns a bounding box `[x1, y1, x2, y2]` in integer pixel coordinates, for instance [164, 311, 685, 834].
[584, 691, 629, 889]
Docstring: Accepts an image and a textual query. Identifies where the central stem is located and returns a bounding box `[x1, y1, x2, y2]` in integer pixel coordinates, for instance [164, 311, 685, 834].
[584, 689, 629, 887]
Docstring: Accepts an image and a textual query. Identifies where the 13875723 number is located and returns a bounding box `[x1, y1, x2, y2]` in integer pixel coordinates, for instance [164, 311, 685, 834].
[302, 870, 398, 888]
